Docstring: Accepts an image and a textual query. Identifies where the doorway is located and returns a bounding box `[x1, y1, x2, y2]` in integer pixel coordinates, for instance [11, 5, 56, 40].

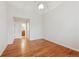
[13, 17, 30, 39]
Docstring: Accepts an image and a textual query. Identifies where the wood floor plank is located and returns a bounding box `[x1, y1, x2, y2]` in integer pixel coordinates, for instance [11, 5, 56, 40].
[1, 39, 79, 57]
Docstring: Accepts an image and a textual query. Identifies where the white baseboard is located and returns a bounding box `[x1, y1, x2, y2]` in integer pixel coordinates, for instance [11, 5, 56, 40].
[45, 38, 79, 52]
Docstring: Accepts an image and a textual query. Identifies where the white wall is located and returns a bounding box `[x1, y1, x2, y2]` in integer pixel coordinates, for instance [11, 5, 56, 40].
[44, 1, 79, 51]
[7, 2, 43, 44]
[1, 1, 79, 55]
[0, 2, 8, 55]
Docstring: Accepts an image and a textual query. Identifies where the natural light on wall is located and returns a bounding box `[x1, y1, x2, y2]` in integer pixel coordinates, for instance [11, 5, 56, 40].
[21, 23, 26, 31]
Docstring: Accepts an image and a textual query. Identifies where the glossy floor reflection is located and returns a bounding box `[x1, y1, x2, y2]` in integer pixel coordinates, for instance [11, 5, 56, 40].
[1, 39, 79, 57]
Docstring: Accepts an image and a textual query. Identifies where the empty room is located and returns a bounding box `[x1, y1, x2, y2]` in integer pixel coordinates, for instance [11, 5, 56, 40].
[0, 1, 79, 57]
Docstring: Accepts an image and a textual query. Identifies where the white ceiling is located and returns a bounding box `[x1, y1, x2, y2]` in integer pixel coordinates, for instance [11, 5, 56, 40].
[7, 1, 63, 15]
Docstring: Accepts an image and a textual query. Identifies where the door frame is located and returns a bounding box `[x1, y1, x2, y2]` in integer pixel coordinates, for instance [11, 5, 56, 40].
[13, 17, 30, 39]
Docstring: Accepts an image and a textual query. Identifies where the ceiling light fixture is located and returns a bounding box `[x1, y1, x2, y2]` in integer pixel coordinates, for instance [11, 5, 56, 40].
[38, 3, 44, 10]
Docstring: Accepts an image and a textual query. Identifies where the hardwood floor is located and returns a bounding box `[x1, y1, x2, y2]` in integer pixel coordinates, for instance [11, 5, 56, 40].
[1, 39, 79, 57]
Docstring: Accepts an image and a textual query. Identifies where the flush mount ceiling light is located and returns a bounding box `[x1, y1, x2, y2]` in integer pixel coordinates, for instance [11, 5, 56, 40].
[38, 3, 44, 10]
